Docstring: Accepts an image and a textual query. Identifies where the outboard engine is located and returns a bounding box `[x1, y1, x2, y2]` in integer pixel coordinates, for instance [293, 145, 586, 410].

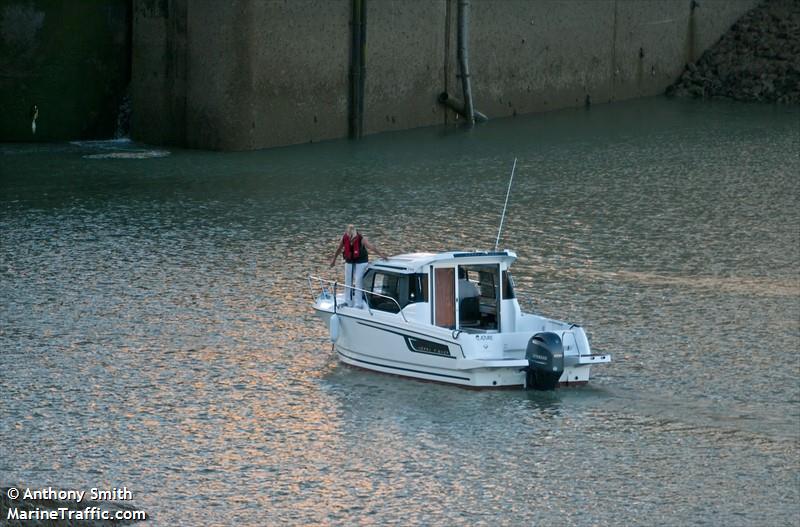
[524, 332, 564, 390]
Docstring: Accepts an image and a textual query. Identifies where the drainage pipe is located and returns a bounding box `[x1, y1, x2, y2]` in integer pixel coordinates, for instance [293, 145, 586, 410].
[457, 0, 475, 125]
[438, 92, 488, 122]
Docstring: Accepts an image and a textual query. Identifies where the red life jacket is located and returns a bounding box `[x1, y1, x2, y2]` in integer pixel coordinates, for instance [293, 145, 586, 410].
[342, 232, 363, 262]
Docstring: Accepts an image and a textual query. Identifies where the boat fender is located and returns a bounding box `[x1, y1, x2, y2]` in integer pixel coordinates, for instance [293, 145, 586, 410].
[329, 314, 340, 343]
[524, 332, 565, 390]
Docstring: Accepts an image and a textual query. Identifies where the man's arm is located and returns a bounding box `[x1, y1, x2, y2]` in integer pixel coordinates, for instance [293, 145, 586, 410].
[363, 237, 388, 260]
[330, 239, 344, 267]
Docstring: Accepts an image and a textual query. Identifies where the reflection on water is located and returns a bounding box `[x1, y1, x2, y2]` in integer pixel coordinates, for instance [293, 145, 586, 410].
[1, 97, 798, 526]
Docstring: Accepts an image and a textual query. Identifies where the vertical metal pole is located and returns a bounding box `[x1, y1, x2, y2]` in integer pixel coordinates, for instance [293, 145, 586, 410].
[358, 0, 367, 136]
[688, 0, 698, 63]
[610, 0, 618, 100]
[350, 0, 360, 139]
[349, 0, 363, 139]
[444, 0, 452, 126]
[457, 0, 474, 126]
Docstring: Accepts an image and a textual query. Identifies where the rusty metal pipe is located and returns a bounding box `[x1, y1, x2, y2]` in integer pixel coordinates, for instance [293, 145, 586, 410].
[438, 92, 488, 122]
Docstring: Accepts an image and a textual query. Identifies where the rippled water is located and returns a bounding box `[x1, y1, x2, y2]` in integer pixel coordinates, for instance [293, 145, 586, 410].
[1, 98, 798, 526]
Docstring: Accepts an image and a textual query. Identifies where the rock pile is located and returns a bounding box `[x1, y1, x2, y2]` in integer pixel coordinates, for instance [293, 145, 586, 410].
[667, 0, 800, 103]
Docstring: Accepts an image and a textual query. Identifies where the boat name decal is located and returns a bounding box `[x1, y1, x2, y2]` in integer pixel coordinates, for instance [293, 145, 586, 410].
[406, 337, 452, 357]
[529, 353, 563, 362]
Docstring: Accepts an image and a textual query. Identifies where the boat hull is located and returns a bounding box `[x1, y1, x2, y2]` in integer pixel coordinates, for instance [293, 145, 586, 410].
[337, 355, 589, 388]
[318, 306, 597, 388]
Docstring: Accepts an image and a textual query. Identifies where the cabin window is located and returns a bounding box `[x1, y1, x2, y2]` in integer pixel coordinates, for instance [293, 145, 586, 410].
[362, 271, 428, 314]
[502, 271, 515, 299]
[457, 264, 500, 331]
[369, 272, 401, 313]
[409, 273, 429, 303]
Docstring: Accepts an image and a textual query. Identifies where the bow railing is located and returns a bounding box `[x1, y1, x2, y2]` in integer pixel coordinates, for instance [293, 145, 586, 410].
[307, 275, 409, 323]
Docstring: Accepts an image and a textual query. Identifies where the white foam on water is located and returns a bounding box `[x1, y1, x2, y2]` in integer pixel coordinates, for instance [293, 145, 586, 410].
[82, 150, 171, 160]
[72, 138, 170, 159]
[70, 138, 134, 149]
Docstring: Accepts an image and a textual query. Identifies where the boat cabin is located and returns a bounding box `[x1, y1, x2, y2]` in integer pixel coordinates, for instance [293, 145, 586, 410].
[362, 251, 518, 333]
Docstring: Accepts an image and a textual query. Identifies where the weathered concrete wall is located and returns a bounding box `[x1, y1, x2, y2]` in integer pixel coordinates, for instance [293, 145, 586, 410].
[131, 0, 186, 148]
[467, 0, 617, 117]
[131, 0, 759, 151]
[236, 1, 350, 149]
[468, 0, 759, 118]
[132, 0, 349, 150]
[610, 0, 760, 100]
[0, 0, 130, 141]
[363, 0, 446, 135]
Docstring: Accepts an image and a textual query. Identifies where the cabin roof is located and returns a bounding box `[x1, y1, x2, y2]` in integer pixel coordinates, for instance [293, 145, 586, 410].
[371, 250, 517, 273]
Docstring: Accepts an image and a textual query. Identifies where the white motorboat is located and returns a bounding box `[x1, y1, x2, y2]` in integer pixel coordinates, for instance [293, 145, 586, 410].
[309, 250, 610, 389]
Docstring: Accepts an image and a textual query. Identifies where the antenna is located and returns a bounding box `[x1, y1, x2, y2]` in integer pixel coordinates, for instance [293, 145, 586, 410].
[494, 157, 517, 251]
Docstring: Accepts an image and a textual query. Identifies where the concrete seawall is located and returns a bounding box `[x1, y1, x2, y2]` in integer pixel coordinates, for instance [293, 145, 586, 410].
[130, 0, 757, 151]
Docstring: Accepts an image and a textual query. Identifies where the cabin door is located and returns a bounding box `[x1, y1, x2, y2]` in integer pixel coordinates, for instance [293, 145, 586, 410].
[433, 267, 455, 329]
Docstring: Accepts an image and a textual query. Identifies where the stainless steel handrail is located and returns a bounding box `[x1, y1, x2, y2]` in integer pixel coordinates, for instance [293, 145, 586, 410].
[308, 275, 409, 323]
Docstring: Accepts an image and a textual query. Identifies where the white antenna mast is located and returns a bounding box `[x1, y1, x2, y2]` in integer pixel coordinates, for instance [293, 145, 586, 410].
[494, 157, 517, 251]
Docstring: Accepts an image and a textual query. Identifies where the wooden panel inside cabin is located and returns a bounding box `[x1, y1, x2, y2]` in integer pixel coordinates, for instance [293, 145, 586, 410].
[434, 268, 455, 328]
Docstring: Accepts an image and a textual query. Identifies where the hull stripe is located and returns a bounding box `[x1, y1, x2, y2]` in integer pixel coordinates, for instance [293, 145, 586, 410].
[332, 311, 459, 345]
[337, 349, 471, 381]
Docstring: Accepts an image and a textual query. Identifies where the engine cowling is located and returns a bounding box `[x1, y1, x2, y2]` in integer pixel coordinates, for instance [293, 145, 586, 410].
[524, 332, 564, 390]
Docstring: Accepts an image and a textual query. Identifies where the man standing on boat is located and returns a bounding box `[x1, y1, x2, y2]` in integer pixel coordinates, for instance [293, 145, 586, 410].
[330, 224, 387, 308]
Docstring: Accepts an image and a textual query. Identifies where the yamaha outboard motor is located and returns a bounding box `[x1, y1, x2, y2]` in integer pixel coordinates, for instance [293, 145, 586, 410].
[524, 332, 565, 390]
